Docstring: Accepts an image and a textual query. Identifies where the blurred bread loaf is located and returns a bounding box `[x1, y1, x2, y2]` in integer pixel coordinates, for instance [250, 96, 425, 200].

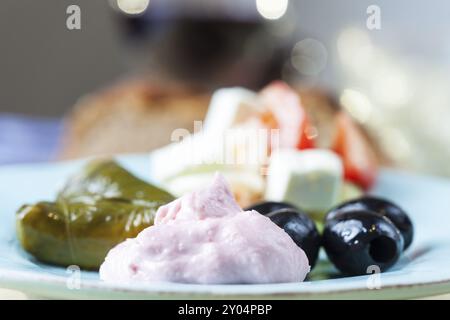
[60, 79, 210, 159]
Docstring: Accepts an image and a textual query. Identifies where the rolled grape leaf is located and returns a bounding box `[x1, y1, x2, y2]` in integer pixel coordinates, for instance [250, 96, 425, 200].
[16, 160, 174, 270]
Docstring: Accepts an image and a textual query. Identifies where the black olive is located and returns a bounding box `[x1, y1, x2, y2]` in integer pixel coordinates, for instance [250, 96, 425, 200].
[327, 196, 413, 250]
[245, 201, 297, 216]
[323, 210, 403, 276]
[267, 208, 321, 268]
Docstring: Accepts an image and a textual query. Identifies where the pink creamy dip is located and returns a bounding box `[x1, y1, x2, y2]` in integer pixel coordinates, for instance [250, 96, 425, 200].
[100, 173, 310, 284]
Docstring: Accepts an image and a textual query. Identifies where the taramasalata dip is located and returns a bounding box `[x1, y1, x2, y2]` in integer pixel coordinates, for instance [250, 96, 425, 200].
[100, 173, 310, 284]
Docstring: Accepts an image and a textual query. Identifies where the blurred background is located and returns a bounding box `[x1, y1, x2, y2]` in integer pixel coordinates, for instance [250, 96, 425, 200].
[1, 0, 450, 177]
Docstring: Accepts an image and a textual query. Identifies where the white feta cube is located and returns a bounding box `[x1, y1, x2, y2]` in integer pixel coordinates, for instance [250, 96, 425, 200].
[265, 149, 343, 212]
[203, 87, 261, 135]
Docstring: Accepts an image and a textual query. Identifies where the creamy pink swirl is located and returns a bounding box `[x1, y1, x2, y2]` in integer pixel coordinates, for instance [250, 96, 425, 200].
[100, 173, 310, 284]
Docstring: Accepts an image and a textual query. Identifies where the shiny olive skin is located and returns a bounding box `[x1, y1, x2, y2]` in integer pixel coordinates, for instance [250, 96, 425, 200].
[267, 208, 321, 268]
[327, 196, 413, 250]
[323, 210, 403, 276]
[245, 201, 297, 216]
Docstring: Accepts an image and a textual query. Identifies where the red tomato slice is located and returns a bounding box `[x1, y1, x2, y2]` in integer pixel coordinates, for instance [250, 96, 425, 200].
[332, 111, 378, 190]
[259, 81, 315, 150]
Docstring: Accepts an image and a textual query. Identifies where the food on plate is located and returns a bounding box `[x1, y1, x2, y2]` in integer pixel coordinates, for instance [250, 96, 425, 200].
[202, 87, 260, 135]
[149, 125, 267, 208]
[327, 197, 413, 250]
[244, 201, 297, 216]
[331, 112, 378, 190]
[265, 149, 343, 215]
[100, 173, 310, 284]
[59, 78, 384, 173]
[16, 160, 174, 269]
[259, 81, 316, 149]
[339, 182, 364, 203]
[151, 81, 380, 208]
[323, 205, 408, 275]
[243, 196, 412, 276]
[266, 208, 321, 268]
[245, 201, 321, 268]
[173, 81, 314, 152]
[155, 164, 265, 208]
[17, 79, 396, 282]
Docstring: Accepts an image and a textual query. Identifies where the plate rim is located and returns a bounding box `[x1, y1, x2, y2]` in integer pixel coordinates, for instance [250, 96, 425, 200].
[2, 267, 450, 300]
[2, 155, 450, 299]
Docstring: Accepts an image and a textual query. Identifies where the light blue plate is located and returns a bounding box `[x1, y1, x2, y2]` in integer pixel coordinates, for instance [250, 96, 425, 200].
[1, 154, 450, 299]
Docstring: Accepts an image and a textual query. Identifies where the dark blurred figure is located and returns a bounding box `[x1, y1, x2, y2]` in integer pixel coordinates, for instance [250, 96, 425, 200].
[112, 0, 295, 89]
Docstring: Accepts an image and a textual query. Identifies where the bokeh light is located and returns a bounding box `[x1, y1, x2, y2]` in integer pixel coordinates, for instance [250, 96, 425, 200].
[379, 128, 412, 162]
[116, 0, 149, 15]
[371, 65, 412, 108]
[256, 0, 288, 20]
[340, 89, 373, 124]
[291, 39, 328, 76]
[337, 27, 374, 75]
